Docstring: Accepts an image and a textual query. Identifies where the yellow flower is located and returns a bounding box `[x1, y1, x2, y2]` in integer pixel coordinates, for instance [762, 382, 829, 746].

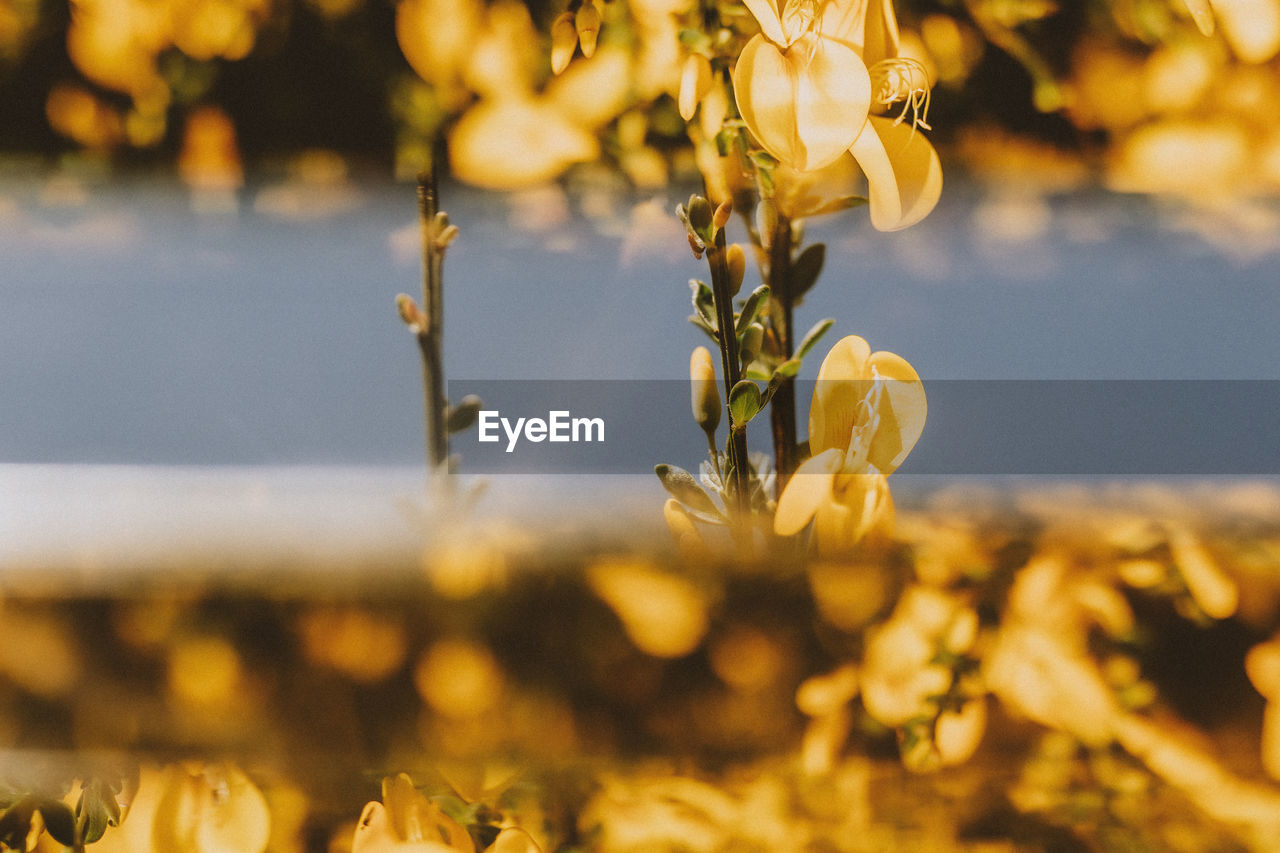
[733, 0, 943, 230]
[352, 774, 474, 852]
[733, 0, 873, 172]
[774, 335, 926, 551]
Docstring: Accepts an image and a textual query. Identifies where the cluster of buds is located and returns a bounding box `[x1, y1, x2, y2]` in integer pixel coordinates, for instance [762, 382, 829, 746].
[675, 193, 733, 260]
[550, 0, 602, 74]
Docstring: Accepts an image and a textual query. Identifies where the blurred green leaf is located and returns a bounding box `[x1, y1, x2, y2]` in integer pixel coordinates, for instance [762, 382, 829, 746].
[446, 395, 484, 434]
[795, 318, 834, 360]
[791, 243, 826, 300]
[40, 800, 77, 847]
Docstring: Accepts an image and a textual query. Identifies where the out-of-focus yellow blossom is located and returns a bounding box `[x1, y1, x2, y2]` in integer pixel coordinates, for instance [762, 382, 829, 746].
[87, 764, 269, 853]
[45, 83, 123, 149]
[1200, 0, 1280, 62]
[353, 774, 474, 853]
[587, 557, 709, 658]
[678, 53, 713, 122]
[299, 606, 408, 684]
[415, 639, 505, 719]
[796, 663, 859, 773]
[395, 0, 481, 105]
[985, 556, 1123, 745]
[397, 0, 632, 188]
[733, 0, 942, 230]
[860, 586, 976, 728]
[1167, 524, 1238, 619]
[1246, 636, 1280, 779]
[774, 335, 926, 553]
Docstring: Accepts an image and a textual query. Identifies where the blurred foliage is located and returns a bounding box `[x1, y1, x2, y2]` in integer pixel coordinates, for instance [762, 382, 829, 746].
[1, 484, 1280, 849]
[2, 0, 1280, 199]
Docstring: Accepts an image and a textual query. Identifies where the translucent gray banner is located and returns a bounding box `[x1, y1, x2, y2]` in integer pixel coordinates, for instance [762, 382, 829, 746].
[447, 380, 1280, 475]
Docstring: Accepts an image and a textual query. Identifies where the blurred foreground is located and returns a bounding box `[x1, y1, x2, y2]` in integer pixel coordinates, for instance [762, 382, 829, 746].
[4, 474, 1280, 851]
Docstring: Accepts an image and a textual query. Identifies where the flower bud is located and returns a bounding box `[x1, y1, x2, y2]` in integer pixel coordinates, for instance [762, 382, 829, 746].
[713, 199, 732, 230]
[690, 346, 721, 434]
[679, 54, 713, 121]
[685, 194, 713, 236]
[575, 0, 601, 58]
[550, 11, 577, 74]
[725, 242, 745, 296]
[396, 293, 426, 332]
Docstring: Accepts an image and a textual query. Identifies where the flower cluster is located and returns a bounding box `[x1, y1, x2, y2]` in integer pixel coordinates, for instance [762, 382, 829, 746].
[732, 0, 942, 230]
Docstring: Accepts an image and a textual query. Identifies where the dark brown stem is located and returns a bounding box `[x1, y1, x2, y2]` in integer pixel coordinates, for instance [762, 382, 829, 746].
[418, 170, 449, 473]
[768, 213, 797, 494]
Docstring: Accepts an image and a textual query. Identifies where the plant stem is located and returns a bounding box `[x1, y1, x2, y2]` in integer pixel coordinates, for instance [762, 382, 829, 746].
[707, 227, 750, 519]
[417, 169, 449, 474]
[768, 212, 798, 493]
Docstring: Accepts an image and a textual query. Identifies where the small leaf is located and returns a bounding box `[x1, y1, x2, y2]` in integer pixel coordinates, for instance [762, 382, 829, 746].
[749, 150, 778, 169]
[790, 243, 826, 300]
[715, 127, 735, 157]
[654, 464, 720, 516]
[689, 314, 718, 337]
[39, 800, 77, 847]
[743, 364, 771, 381]
[774, 358, 802, 378]
[795, 318, 834, 360]
[728, 380, 761, 426]
[735, 285, 770, 335]
[446, 395, 484, 434]
[689, 279, 716, 329]
[760, 369, 789, 409]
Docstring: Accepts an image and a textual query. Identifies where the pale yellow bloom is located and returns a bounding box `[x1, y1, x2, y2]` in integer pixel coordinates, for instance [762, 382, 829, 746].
[353, 775, 474, 853]
[733, 0, 943, 230]
[774, 335, 926, 551]
[733, 0, 873, 172]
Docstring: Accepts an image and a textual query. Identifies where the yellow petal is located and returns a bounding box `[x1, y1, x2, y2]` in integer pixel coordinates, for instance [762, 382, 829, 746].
[743, 0, 790, 47]
[821, 472, 894, 551]
[809, 335, 871, 457]
[679, 53, 713, 121]
[849, 115, 942, 231]
[865, 349, 926, 473]
[1210, 0, 1280, 62]
[774, 447, 843, 536]
[734, 33, 871, 172]
[821, 0, 899, 64]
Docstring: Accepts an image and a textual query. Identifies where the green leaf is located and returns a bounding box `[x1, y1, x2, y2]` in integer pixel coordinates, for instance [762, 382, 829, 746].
[689, 279, 716, 329]
[790, 243, 826, 300]
[654, 464, 720, 516]
[735, 285, 770, 335]
[774, 358, 802, 378]
[688, 314, 717, 337]
[795, 317, 834, 360]
[743, 364, 771, 381]
[39, 800, 77, 847]
[728, 380, 761, 426]
[446, 395, 484, 434]
[715, 127, 735, 157]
